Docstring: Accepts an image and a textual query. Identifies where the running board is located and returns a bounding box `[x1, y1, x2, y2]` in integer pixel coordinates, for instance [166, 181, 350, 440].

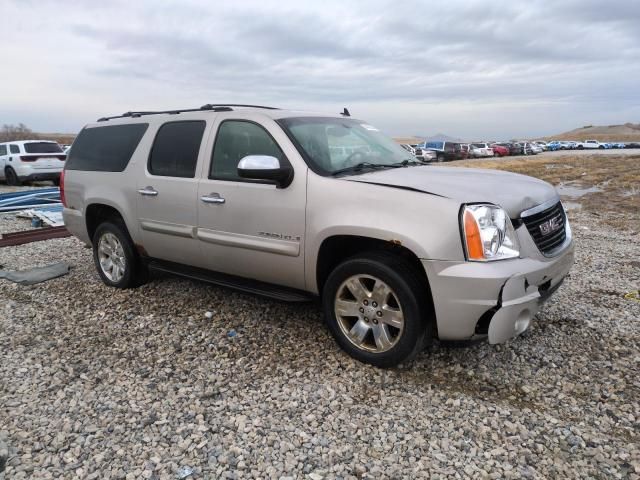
[146, 259, 314, 302]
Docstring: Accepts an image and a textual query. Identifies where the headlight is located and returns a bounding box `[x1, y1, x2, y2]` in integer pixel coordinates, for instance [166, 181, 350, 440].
[462, 204, 519, 261]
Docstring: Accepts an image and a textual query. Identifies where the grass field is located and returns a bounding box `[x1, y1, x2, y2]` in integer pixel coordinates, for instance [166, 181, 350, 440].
[450, 154, 640, 231]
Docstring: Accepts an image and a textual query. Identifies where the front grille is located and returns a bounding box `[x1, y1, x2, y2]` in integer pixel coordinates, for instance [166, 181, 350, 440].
[522, 201, 567, 255]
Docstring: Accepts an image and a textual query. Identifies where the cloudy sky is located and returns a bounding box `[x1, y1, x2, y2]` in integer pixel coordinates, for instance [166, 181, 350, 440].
[2, 0, 639, 139]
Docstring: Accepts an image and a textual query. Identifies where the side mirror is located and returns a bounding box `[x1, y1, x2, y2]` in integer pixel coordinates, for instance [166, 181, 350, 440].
[237, 155, 293, 188]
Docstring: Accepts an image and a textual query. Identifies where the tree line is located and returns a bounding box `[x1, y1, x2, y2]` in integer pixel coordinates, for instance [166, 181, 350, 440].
[0, 123, 38, 142]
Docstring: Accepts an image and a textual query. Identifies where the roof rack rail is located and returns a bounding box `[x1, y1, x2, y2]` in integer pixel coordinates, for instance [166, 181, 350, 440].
[199, 103, 279, 110]
[97, 104, 279, 122]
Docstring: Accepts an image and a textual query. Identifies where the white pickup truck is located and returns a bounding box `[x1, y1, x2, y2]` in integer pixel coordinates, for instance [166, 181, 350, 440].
[576, 140, 605, 150]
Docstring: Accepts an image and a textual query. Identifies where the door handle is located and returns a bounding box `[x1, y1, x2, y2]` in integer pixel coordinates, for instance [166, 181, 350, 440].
[138, 187, 158, 196]
[200, 193, 225, 204]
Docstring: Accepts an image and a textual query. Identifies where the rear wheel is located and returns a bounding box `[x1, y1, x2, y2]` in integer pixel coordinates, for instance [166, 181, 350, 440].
[322, 252, 431, 367]
[92, 221, 148, 288]
[5, 168, 21, 186]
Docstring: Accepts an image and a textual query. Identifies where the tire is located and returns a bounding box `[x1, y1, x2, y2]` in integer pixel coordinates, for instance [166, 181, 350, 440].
[5, 168, 21, 186]
[599, 145, 605, 149]
[53, 177, 60, 186]
[322, 251, 432, 368]
[577, 145, 584, 150]
[436, 154, 444, 163]
[92, 220, 148, 288]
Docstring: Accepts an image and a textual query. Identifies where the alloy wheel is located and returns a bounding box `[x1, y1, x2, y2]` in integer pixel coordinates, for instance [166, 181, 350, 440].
[334, 274, 404, 353]
[98, 232, 126, 282]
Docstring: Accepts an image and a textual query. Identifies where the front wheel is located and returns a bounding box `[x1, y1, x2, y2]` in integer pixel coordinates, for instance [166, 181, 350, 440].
[436, 154, 444, 162]
[92, 221, 148, 288]
[322, 252, 431, 367]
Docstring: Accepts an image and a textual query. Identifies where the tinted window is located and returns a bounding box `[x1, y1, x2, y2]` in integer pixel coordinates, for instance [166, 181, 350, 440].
[211, 121, 285, 181]
[0, 145, 6, 156]
[10, 144, 20, 154]
[424, 141, 444, 150]
[66, 124, 148, 172]
[24, 142, 61, 153]
[149, 121, 205, 178]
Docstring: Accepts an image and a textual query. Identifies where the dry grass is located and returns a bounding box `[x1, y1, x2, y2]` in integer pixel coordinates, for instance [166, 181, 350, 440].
[450, 154, 640, 232]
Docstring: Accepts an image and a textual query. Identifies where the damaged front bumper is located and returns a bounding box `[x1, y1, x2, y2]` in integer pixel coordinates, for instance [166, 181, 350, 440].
[421, 243, 574, 343]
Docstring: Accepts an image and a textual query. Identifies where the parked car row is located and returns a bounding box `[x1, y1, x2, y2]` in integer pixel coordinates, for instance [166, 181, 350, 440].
[545, 139, 639, 150]
[399, 137, 640, 163]
[399, 140, 545, 162]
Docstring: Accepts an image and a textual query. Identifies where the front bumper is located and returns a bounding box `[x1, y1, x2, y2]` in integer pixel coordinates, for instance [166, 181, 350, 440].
[421, 241, 574, 343]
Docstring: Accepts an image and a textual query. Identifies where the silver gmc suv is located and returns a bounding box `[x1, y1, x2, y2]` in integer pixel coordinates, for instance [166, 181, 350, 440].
[62, 104, 574, 367]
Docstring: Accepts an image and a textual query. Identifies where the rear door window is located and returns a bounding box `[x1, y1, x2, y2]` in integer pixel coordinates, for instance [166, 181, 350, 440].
[148, 121, 206, 178]
[9, 144, 20, 154]
[66, 124, 149, 172]
[0, 145, 7, 156]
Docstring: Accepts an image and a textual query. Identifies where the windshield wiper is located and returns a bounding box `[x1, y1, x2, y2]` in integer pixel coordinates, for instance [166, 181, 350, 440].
[389, 159, 423, 167]
[331, 162, 401, 176]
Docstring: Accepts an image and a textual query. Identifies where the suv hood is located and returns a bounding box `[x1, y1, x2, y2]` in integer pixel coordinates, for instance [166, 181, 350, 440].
[346, 166, 558, 218]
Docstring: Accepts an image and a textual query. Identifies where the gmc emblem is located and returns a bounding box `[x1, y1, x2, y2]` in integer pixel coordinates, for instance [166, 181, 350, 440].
[539, 215, 563, 236]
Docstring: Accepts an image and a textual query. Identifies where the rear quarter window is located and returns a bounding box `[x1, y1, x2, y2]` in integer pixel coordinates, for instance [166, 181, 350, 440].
[66, 123, 149, 172]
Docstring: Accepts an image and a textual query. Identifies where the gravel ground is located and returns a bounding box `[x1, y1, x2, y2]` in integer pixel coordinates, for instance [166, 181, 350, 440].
[1, 205, 639, 478]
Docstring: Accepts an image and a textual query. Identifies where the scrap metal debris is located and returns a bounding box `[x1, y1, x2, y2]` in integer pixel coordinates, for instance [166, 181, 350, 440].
[0, 262, 70, 285]
[0, 188, 61, 212]
[17, 205, 64, 227]
[0, 226, 71, 248]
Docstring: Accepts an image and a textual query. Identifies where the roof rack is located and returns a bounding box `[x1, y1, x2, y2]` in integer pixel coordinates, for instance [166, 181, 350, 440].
[97, 104, 279, 122]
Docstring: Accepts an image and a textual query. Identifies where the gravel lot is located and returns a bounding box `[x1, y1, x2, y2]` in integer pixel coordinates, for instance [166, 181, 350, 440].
[1, 187, 639, 478]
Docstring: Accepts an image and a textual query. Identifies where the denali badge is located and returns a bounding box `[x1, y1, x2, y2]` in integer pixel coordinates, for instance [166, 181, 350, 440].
[258, 232, 301, 242]
[539, 215, 563, 236]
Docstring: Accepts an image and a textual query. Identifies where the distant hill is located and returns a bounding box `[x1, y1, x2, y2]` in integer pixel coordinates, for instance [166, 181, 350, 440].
[544, 123, 640, 142]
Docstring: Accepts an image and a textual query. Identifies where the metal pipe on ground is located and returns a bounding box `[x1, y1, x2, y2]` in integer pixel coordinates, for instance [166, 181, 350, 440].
[0, 226, 71, 247]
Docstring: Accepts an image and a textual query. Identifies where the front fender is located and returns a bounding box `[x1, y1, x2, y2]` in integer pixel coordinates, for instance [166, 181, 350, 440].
[304, 174, 464, 292]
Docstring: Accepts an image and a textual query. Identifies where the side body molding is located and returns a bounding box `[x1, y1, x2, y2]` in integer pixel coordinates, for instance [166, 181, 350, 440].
[196, 228, 300, 257]
[140, 220, 196, 238]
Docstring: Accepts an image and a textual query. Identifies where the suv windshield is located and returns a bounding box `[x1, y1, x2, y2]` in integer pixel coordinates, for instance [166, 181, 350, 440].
[278, 117, 413, 175]
[24, 142, 63, 154]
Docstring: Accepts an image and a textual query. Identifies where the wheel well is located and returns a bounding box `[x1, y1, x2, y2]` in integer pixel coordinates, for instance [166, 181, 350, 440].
[85, 204, 124, 241]
[316, 235, 437, 336]
[317, 235, 429, 292]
